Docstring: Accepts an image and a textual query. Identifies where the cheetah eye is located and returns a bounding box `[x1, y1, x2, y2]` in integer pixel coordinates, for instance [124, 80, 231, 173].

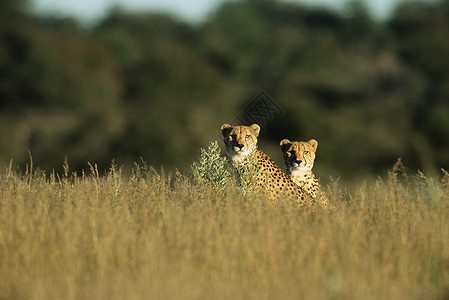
[245, 135, 251, 139]
[304, 151, 309, 155]
[228, 136, 233, 141]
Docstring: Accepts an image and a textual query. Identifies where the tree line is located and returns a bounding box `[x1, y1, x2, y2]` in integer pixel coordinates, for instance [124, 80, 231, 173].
[1, 0, 449, 182]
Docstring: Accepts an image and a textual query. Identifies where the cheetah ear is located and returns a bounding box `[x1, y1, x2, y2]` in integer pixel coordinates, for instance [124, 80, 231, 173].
[308, 139, 318, 151]
[221, 124, 233, 137]
[280, 139, 291, 152]
[249, 124, 260, 137]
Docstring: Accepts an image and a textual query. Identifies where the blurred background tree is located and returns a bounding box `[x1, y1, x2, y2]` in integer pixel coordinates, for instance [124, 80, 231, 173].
[1, 0, 448, 184]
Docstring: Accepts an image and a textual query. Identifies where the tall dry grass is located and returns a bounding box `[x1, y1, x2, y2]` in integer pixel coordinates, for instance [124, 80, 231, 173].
[0, 158, 448, 300]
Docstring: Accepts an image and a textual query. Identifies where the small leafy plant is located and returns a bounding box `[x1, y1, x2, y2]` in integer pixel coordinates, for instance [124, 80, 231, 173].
[191, 141, 263, 197]
[191, 140, 231, 192]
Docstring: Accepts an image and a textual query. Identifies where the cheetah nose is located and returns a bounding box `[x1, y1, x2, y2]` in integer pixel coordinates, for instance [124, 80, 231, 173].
[237, 144, 244, 150]
[296, 159, 302, 164]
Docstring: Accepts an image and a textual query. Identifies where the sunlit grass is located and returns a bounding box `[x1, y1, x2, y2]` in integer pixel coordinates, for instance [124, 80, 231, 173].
[0, 157, 448, 299]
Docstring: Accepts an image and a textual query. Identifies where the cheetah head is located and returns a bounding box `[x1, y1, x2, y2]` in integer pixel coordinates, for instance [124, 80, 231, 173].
[221, 123, 260, 165]
[280, 139, 317, 174]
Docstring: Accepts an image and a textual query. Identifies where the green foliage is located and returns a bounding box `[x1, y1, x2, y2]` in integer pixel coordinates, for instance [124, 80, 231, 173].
[191, 141, 231, 191]
[191, 141, 262, 197]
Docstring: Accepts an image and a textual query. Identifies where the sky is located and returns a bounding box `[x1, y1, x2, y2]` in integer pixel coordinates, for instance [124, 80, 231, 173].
[32, 0, 403, 23]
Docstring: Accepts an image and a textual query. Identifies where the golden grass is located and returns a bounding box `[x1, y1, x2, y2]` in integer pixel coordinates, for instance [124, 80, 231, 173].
[1, 161, 449, 300]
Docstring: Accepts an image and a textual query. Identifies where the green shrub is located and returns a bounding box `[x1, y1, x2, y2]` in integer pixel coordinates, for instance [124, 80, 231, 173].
[191, 140, 231, 192]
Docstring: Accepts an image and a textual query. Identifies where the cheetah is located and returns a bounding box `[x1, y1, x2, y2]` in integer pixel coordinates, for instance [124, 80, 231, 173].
[280, 139, 332, 209]
[221, 123, 311, 206]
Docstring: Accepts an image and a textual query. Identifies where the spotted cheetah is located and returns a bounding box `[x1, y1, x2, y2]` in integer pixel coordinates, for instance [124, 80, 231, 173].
[280, 139, 332, 209]
[221, 123, 311, 206]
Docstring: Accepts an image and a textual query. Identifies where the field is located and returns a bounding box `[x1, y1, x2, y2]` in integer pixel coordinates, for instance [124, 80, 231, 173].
[1, 155, 449, 300]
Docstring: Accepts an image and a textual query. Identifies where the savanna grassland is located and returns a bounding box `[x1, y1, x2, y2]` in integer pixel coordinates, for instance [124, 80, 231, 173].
[1, 145, 449, 300]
